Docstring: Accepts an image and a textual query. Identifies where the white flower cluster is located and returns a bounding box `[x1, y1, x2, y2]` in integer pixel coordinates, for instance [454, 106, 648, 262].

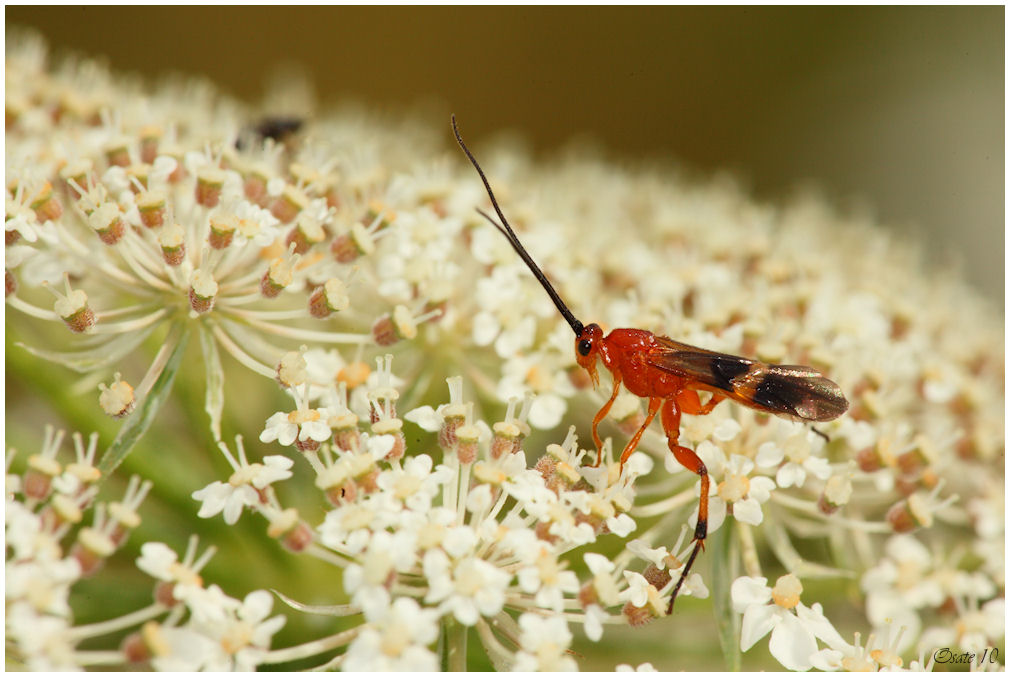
[186, 367, 705, 669]
[6, 31, 1003, 670]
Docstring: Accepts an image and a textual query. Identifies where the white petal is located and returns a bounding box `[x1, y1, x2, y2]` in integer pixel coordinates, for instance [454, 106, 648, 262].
[584, 605, 604, 641]
[740, 603, 779, 651]
[797, 602, 849, 651]
[712, 418, 741, 441]
[732, 498, 764, 526]
[528, 394, 566, 429]
[748, 476, 776, 503]
[804, 456, 832, 480]
[404, 405, 443, 432]
[731, 576, 771, 611]
[776, 462, 806, 488]
[755, 441, 784, 467]
[768, 611, 816, 671]
[607, 513, 636, 537]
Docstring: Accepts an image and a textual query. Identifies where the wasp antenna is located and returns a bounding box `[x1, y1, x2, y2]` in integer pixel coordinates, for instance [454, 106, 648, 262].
[475, 207, 516, 244]
[452, 115, 584, 337]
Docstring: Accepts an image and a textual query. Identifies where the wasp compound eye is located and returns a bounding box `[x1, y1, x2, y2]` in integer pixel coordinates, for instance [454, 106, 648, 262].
[578, 339, 592, 356]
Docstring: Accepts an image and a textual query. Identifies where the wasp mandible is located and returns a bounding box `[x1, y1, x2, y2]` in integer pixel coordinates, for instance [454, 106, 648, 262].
[451, 116, 849, 613]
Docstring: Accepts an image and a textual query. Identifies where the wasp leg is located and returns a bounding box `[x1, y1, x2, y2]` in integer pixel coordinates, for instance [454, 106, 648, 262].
[617, 397, 662, 472]
[591, 377, 623, 467]
[661, 395, 710, 614]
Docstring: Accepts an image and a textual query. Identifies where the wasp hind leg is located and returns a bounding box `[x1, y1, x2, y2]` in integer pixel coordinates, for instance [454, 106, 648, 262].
[661, 395, 710, 614]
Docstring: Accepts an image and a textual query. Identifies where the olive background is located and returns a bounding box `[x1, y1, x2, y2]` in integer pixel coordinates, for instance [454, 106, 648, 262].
[8, 6, 1004, 302]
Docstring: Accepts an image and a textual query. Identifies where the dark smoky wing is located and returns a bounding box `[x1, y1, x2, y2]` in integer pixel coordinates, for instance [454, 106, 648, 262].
[645, 342, 758, 393]
[735, 365, 849, 422]
[648, 337, 848, 422]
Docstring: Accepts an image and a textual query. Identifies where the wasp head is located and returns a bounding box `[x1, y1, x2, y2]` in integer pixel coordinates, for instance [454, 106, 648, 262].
[575, 322, 604, 388]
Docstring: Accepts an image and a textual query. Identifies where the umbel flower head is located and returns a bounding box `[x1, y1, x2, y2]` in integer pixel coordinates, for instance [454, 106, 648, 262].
[5, 32, 1003, 670]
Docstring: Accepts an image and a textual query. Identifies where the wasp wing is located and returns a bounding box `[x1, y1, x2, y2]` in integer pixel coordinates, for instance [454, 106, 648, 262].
[647, 336, 848, 422]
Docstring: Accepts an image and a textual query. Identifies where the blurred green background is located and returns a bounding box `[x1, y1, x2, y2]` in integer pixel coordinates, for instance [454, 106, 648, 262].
[7, 6, 1004, 302]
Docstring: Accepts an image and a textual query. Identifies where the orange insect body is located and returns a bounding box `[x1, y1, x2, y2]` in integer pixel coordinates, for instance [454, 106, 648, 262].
[452, 116, 848, 615]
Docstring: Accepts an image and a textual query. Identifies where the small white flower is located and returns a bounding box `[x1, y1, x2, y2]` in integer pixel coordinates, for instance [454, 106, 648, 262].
[136, 541, 205, 589]
[318, 502, 379, 555]
[5, 603, 79, 671]
[584, 552, 621, 607]
[343, 531, 418, 609]
[423, 550, 510, 626]
[731, 574, 847, 671]
[149, 625, 220, 672]
[191, 480, 258, 525]
[194, 589, 286, 671]
[5, 558, 80, 617]
[621, 571, 654, 609]
[513, 613, 578, 671]
[343, 592, 439, 671]
[513, 545, 580, 613]
[755, 433, 831, 489]
[375, 454, 448, 513]
[696, 442, 776, 529]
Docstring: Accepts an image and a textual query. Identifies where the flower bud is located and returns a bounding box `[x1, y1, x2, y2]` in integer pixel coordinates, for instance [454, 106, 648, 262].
[208, 214, 236, 249]
[276, 351, 307, 388]
[491, 420, 522, 459]
[105, 138, 131, 167]
[188, 270, 218, 314]
[643, 564, 672, 591]
[372, 305, 417, 346]
[158, 223, 186, 266]
[195, 166, 226, 207]
[455, 423, 480, 464]
[72, 526, 116, 576]
[139, 126, 162, 164]
[271, 184, 309, 223]
[622, 601, 656, 627]
[99, 376, 135, 418]
[261, 257, 294, 298]
[818, 473, 852, 514]
[54, 287, 96, 333]
[285, 214, 325, 254]
[309, 279, 350, 318]
[267, 508, 314, 552]
[137, 190, 166, 229]
[60, 159, 94, 193]
[331, 222, 375, 263]
[88, 202, 125, 245]
[30, 181, 62, 222]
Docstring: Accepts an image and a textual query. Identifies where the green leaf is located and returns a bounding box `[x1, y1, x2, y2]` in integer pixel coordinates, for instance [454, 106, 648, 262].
[199, 323, 224, 442]
[97, 327, 189, 477]
[711, 520, 741, 671]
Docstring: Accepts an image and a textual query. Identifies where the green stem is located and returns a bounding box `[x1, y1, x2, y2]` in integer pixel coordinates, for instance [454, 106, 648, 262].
[711, 520, 741, 671]
[441, 616, 468, 671]
[97, 325, 189, 478]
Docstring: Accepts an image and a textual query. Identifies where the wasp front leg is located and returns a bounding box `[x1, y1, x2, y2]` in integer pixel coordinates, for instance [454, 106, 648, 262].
[617, 397, 662, 471]
[591, 377, 623, 467]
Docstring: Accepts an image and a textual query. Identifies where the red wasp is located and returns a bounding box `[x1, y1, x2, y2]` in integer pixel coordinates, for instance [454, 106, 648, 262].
[451, 116, 849, 613]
